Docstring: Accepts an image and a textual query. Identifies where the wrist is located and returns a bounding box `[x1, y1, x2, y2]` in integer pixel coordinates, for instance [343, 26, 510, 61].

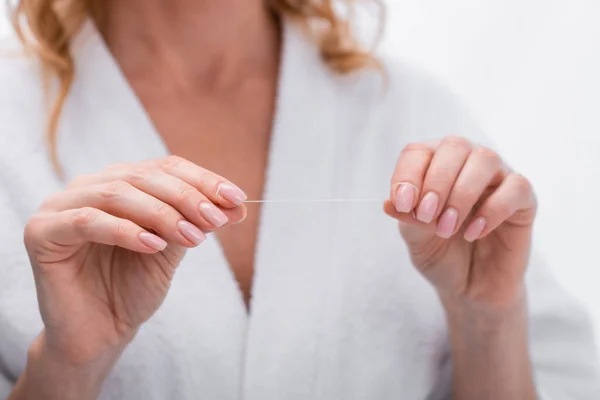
[19, 332, 123, 400]
[439, 285, 527, 327]
[441, 289, 530, 349]
[440, 290, 536, 400]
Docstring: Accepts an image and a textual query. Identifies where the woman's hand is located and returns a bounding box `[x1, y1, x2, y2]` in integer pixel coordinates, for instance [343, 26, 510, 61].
[23, 156, 247, 366]
[384, 136, 537, 312]
[385, 136, 538, 399]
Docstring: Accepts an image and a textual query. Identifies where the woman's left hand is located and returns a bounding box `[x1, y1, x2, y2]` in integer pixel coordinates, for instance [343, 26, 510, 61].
[384, 136, 537, 312]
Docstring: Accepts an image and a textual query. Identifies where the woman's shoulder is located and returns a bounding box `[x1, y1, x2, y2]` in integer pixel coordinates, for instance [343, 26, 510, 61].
[0, 35, 57, 209]
[0, 35, 47, 161]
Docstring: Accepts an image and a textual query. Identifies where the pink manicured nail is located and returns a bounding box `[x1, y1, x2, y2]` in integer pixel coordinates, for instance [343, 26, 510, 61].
[217, 183, 247, 206]
[177, 220, 206, 245]
[199, 202, 228, 228]
[139, 232, 167, 251]
[464, 217, 486, 242]
[416, 192, 439, 223]
[394, 184, 415, 213]
[436, 208, 458, 239]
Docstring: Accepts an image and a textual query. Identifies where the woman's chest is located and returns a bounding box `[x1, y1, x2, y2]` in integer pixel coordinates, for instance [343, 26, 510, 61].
[141, 88, 276, 307]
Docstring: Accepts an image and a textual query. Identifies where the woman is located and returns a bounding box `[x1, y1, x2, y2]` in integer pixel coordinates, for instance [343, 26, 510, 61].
[0, 0, 598, 399]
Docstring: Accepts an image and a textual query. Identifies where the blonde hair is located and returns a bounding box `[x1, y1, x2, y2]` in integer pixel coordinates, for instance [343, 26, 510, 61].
[11, 0, 383, 174]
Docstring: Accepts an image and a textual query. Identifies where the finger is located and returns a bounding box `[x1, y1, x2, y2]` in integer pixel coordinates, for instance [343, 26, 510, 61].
[390, 142, 435, 213]
[27, 208, 167, 254]
[435, 146, 504, 239]
[463, 173, 536, 242]
[416, 136, 472, 224]
[383, 200, 436, 244]
[66, 173, 99, 189]
[40, 181, 206, 247]
[384, 200, 426, 227]
[68, 168, 246, 231]
[152, 156, 247, 208]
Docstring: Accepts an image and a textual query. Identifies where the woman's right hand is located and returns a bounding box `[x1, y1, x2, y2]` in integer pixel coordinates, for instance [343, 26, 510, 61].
[23, 156, 247, 366]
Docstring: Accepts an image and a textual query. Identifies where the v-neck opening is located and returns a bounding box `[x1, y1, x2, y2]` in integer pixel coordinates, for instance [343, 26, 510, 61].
[73, 17, 296, 317]
[70, 17, 342, 400]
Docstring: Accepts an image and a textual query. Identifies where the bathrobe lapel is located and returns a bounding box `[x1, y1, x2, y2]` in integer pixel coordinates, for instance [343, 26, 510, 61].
[61, 22, 249, 399]
[63, 19, 343, 398]
[241, 23, 342, 399]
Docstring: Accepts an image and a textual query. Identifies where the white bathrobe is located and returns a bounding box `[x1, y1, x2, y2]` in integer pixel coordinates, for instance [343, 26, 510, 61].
[0, 20, 598, 400]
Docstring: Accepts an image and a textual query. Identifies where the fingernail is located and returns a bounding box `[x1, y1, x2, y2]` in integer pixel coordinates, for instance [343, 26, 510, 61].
[199, 202, 228, 228]
[217, 183, 247, 206]
[177, 220, 206, 245]
[436, 208, 458, 239]
[416, 192, 439, 223]
[394, 184, 415, 213]
[139, 232, 168, 251]
[464, 217, 486, 242]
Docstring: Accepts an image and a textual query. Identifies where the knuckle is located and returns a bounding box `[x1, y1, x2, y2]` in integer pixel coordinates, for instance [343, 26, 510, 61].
[493, 201, 513, 216]
[197, 170, 210, 187]
[442, 135, 471, 150]
[99, 180, 130, 200]
[457, 184, 481, 201]
[66, 174, 94, 189]
[24, 214, 48, 243]
[102, 162, 128, 174]
[473, 146, 501, 165]
[126, 167, 151, 183]
[511, 174, 533, 193]
[39, 192, 63, 211]
[112, 220, 131, 241]
[158, 155, 185, 172]
[426, 170, 457, 189]
[483, 196, 511, 214]
[402, 142, 433, 154]
[447, 192, 478, 212]
[447, 181, 482, 204]
[424, 182, 451, 199]
[176, 185, 199, 204]
[151, 201, 174, 220]
[71, 207, 99, 232]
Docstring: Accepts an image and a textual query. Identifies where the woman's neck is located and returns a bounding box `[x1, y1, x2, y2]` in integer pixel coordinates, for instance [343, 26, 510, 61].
[98, 0, 280, 88]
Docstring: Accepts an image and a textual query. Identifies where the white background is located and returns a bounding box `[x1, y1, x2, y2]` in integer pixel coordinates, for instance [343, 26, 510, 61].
[381, 0, 600, 346]
[1, 1, 599, 342]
